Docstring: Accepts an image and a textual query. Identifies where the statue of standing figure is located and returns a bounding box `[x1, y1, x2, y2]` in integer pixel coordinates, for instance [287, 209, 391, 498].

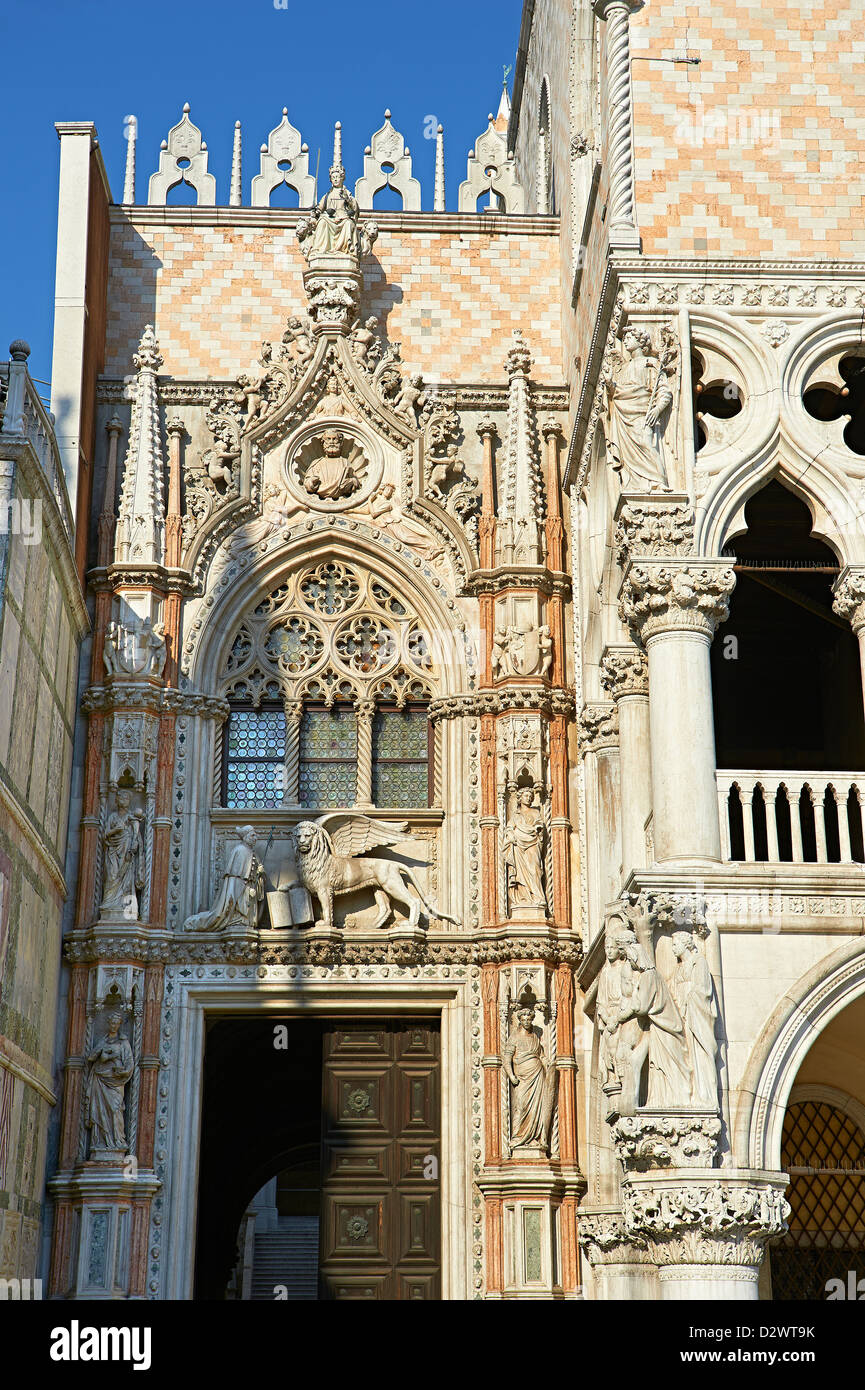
[604, 326, 677, 491]
[99, 789, 144, 919]
[502, 1006, 557, 1154]
[670, 929, 719, 1107]
[502, 786, 546, 912]
[84, 1012, 134, 1156]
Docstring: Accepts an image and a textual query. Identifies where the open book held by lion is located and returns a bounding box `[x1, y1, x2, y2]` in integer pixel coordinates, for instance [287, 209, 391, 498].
[289, 813, 459, 930]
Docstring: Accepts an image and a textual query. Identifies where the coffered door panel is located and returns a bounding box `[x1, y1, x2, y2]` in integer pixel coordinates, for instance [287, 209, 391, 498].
[320, 1020, 440, 1300]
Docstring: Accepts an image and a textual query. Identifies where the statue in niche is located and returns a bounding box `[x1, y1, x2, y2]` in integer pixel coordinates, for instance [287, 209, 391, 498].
[301, 429, 362, 501]
[615, 933, 691, 1110]
[502, 785, 546, 912]
[184, 825, 264, 932]
[671, 929, 719, 1107]
[604, 326, 677, 491]
[502, 1005, 557, 1153]
[297, 163, 378, 265]
[363, 483, 444, 563]
[100, 789, 144, 919]
[84, 1011, 134, 1156]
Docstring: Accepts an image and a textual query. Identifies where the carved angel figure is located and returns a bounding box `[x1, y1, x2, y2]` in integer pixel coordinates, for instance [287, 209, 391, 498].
[291, 813, 459, 931]
[363, 484, 444, 562]
[604, 326, 677, 491]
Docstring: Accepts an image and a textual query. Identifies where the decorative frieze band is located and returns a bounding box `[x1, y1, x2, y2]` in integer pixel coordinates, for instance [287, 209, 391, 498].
[430, 689, 575, 721]
[63, 927, 583, 969]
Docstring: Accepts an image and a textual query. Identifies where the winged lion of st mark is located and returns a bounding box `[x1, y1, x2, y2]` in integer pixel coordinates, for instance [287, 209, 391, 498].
[292, 812, 459, 931]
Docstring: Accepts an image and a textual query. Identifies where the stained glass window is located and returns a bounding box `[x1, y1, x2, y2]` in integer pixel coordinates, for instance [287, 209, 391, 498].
[371, 705, 431, 808]
[299, 705, 358, 807]
[224, 705, 286, 808]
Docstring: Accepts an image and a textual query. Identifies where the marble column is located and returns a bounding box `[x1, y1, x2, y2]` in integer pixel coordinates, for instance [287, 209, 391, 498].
[601, 645, 650, 880]
[620, 560, 735, 864]
[833, 566, 865, 715]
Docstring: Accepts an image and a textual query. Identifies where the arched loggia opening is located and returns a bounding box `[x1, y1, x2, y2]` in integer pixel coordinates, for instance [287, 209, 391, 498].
[768, 999, 865, 1300]
[712, 480, 865, 862]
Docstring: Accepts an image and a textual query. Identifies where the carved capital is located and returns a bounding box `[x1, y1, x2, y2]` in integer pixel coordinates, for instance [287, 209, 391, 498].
[832, 566, 865, 634]
[614, 497, 694, 569]
[621, 1172, 790, 1268]
[619, 560, 736, 641]
[578, 701, 619, 754]
[476, 416, 498, 440]
[577, 1208, 652, 1267]
[600, 645, 648, 700]
[611, 1111, 721, 1172]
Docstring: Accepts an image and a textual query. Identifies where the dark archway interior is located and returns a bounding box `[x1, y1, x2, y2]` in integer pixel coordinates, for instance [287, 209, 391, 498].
[712, 480, 865, 770]
[194, 1018, 324, 1300]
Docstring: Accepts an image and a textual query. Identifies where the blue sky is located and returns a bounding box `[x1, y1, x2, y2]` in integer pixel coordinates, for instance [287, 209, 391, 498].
[0, 0, 524, 388]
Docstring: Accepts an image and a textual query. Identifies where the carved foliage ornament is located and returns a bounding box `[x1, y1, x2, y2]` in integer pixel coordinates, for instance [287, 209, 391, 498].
[619, 563, 736, 641]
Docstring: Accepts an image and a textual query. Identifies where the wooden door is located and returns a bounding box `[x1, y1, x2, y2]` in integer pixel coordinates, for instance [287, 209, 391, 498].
[319, 1021, 441, 1299]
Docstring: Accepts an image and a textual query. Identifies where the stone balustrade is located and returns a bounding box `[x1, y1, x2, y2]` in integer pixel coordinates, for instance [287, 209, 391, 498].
[717, 770, 865, 864]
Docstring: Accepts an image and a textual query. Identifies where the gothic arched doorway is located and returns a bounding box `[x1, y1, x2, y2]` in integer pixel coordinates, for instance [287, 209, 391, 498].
[194, 1016, 442, 1300]
[769, 993, 865, 1300]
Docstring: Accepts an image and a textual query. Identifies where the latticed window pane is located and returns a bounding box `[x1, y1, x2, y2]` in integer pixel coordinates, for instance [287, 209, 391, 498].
[771, 1100, 865, 1301]
[299, 761, 357, 807]
[224, 706, 286, 808]
[372, 706, 430, 808]
[299, 705, 357, 807]
[227, 708, 286, 759]
[226, 762, 286, 808]
[300, 707, 357, 759]
[372, 760, 429, 808]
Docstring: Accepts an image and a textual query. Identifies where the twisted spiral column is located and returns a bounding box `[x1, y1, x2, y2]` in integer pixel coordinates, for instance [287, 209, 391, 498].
[355, 699, 375, 809]
[595, 0, 642, 249]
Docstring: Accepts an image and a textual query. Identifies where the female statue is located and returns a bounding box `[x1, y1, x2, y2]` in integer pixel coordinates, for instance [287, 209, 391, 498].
[502, 1007, 557, 1153]
[84, 1012, 134, 1154]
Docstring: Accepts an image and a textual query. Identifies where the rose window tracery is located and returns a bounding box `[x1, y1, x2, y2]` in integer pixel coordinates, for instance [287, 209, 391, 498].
[218, 559, 436, 810]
